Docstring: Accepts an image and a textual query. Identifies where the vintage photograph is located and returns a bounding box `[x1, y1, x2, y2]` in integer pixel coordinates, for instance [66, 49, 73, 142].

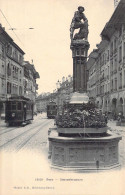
[0, 0, 125, 195]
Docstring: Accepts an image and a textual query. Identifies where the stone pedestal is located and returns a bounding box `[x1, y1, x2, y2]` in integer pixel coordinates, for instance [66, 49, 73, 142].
[48, 129, 122, 170]
[70, 40, 90, 93]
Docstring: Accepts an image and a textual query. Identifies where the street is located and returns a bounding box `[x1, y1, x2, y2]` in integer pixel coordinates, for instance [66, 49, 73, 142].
[0, 115, 125, 166]
[0, 113, 54, 155]
[0, 115, 125, 195]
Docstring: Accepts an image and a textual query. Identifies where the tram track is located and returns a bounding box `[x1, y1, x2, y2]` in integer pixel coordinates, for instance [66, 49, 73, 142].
[16, 120, 52, 152]
[0, 127, 21, 136]
[0, 118, 48, 136]
[0, 119, 52, 149]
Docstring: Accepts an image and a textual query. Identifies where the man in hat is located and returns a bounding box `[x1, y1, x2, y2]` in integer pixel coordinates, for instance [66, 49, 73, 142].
[70, 6, 88, 40]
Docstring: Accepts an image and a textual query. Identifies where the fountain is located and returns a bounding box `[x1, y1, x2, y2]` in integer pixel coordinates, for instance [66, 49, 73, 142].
[48, 6, 122, 170]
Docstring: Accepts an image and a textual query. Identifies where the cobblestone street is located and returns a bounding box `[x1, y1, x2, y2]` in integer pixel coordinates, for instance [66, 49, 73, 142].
[0, 116, 125, 195]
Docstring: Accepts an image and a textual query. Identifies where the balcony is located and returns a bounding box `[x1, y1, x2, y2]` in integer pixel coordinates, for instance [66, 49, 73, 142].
[7, 69, 11, 76]
[119, 59, 122, 64]
[113, 69, 117, 74]
[13, 75, 18, 80]
[110, 52, 113, 58]
[111, 71, 113, 76]
[118, 67, 122, 71]
[113, 48, 117, 54]
[0, 73, 5, 78]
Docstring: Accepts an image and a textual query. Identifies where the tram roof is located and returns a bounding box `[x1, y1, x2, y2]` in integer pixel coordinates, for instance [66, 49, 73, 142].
[7, 96, 32, 102]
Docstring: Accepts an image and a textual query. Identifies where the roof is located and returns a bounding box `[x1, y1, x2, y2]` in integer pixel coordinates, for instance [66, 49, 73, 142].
[24, 62, 40, 78]
[101, 0, 125, 39]
[96, 40, 109, 53]
[0, 25, 25, 54]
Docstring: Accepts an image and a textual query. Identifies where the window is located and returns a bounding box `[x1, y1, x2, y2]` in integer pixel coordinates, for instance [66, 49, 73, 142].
[7, 63, 11, 76]
[7, 82, 11, 94]
[2, 45, 5, 58]
[7, 45, 12, 56]
[6, 102, 11, 110]
[115, 78, 117, 90]
[120, 72, 122, 88]
[111, 80, 113, 90]
[107, 50, 109, 61]
[119, 26, 122, 37]
[19, 55, 22, 64]
[76, 49, 79, 55]
[17, 102, 22, 110]
[2, 79, 4, 87]
[114, 38, 117, 50]
[124, 70, 125, 85]
[81, 49, 84, 55]
[14, 50, 18, 61]
[12, 103, 16, 110]
[114, 58, 117, 71]
[119, 46, 122, 63]
[124, 42, 125, 57]
[19, 86, 22, 95]
[110, 42, 113, 57]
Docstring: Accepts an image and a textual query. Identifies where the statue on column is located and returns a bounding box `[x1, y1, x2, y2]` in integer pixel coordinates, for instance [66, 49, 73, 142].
[70, 6, 89, 41]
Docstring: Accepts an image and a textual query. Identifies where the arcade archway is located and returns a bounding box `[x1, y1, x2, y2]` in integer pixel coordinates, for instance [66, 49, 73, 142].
[118, 97, 123, 114]
[111, 98, 117, 119]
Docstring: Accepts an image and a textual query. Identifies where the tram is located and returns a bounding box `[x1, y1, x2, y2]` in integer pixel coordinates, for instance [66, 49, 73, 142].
[47, 101, 57, 119]
[5, 96, 33, 126]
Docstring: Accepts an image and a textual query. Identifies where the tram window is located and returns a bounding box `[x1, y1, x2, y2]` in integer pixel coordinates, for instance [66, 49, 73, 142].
[26, 104, 30, 110]
[28, 104, 31, 110]
[17, 102, 22, 110]
[12, 103, 16, 110]
[26, 104, 28, 110]
[6, 102, 11, 110]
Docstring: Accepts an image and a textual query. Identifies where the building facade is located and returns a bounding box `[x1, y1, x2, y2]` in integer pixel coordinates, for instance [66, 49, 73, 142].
[0, 24, 39, 117]
[0, 24, 25, 117]
[23, 61, 39, 101]
[36, 75, 73, 113]
[87, 0, 125, 117]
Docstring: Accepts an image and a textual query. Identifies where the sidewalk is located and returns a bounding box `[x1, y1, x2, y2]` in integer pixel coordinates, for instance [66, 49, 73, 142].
[107, 120, 125, 132]
[0, 119, 6, 127]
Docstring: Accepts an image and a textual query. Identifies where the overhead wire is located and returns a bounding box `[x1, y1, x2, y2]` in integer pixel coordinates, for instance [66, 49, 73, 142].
[0, 9, 33, 62]
[0, 9, 25, 46]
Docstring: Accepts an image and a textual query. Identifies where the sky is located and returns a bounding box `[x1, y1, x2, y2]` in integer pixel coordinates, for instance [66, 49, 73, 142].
[0, 0, 115, 94]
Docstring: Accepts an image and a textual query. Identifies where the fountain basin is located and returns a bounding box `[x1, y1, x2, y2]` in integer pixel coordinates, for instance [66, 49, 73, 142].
[48, 129, 122, 171]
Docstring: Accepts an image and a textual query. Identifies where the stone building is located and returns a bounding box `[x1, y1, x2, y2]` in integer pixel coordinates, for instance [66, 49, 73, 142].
[56, 75, 73, 112]
[36, 92, 52, 112]
[0, 24, 24, 117]
[23, 61, 39, 101]
[6, 41, 24, 98]
[87, 0, 125, 117]
[0, 24, 39, 117]
[23, 61, 40, 112]
[0, 25, 6, 115]
[36, 75, 73, 113]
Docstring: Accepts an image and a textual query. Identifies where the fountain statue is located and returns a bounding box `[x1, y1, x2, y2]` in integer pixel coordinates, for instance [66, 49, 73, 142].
[48, 6, 122, 171]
